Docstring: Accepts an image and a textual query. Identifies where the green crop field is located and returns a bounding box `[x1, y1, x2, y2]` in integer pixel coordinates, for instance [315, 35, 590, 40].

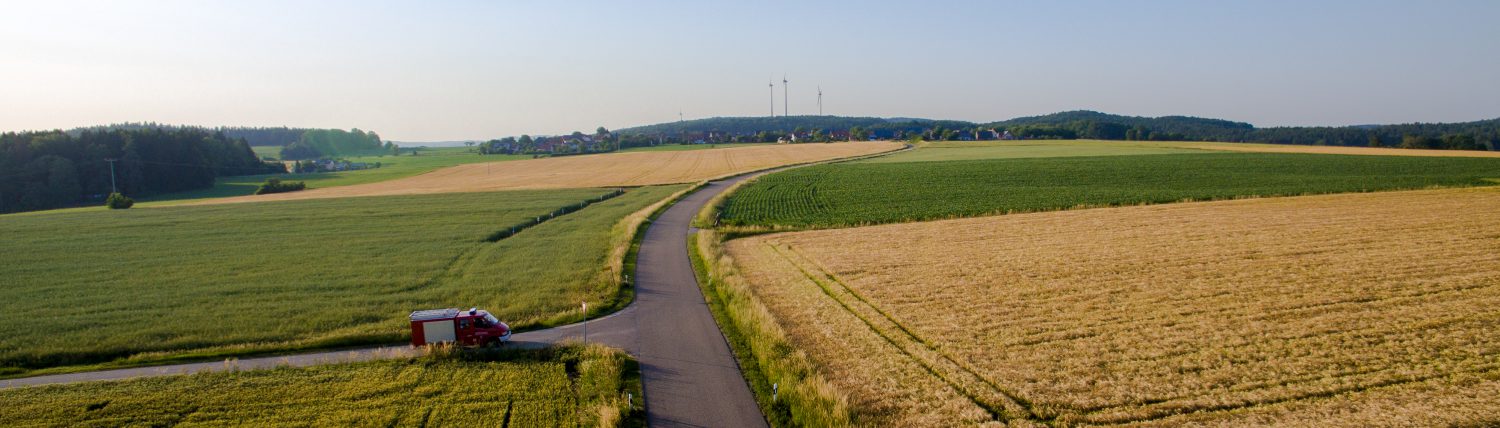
[0, 185, 685, 375]
[137, 147, 528, 206]
[0, 346, 638, 427]
[721, 152, 1500, 228]
[859, 139, 1207, 163]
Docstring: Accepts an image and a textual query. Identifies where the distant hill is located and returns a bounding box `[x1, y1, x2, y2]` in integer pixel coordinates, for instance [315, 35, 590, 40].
[617, 116, 975, 137]
[612, 111, 1499, 150]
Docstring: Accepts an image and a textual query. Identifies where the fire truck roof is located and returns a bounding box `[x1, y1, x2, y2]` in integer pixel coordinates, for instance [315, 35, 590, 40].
[409, 308, 460, 321]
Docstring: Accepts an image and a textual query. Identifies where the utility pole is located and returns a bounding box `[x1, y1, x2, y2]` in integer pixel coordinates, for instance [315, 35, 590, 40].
[104, 158, 118, 193]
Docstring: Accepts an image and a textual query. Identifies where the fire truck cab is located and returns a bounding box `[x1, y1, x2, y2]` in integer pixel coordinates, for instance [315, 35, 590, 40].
[409, 308, 512, 347]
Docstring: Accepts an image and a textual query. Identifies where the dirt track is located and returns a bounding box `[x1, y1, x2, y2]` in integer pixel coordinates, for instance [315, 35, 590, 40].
[196, 142, 901, 205]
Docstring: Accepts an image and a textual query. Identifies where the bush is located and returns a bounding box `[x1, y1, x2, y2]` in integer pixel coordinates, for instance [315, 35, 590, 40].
[105, 193, 134, 209]
[254, 178, 306, 195]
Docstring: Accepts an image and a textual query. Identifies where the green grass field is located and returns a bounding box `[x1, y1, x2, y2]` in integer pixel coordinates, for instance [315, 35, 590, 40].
[136, 147, 528, 206]
[721, 152, 1500, 228]
[0, 345, 638, 427]
[0, 185, 685, 374]
[859, 139, 1207, 163]
[250, 145, 282, 159]
[618, 142, 774, 153]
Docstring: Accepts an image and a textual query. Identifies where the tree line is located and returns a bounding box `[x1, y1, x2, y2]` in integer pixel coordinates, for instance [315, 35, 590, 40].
[67, 123, 399, 159]
[0, 128, 285, 213]
[279, 128, 392, 160]
[71, 123, 315, 147]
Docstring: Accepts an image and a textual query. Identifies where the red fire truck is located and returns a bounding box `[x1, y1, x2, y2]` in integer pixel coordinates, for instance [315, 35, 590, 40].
[409, 308, 512, 347]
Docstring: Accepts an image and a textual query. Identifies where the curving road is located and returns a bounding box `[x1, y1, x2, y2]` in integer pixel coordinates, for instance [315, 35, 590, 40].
[3, 173, 771, 427]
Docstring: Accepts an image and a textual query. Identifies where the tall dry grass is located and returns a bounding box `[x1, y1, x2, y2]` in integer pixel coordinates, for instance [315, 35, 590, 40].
[690, 229, 856, 427]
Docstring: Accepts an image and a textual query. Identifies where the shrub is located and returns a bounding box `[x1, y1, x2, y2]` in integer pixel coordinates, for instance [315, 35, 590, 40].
[254, 178, 306, 195]
[105, 193, 134, 209]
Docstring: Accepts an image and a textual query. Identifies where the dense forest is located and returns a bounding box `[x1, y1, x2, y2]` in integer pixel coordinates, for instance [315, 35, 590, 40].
[68, 123, 396, 158]
[72, 123, 311, 147]
[614, 111, 1499, 151]
[986, 111, 1500, 149]
[0, 128, 284, 213]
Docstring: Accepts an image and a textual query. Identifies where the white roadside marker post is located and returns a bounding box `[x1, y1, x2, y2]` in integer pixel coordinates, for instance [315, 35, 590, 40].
[582, 301, 588, 344]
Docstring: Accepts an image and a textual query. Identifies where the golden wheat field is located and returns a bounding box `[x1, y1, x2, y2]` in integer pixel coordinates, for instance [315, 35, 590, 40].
[727, 188, 1500, 427]
[197, 142, 900, 205]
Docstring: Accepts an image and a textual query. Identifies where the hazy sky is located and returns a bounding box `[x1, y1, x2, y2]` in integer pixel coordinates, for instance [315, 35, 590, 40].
[3, 1, 1498, 141]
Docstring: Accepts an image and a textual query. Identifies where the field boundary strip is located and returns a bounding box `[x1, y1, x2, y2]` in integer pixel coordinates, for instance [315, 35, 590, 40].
[766, 242, 1042, 423]
[380, 188, 627, 298]
[483, 189, 626, 242]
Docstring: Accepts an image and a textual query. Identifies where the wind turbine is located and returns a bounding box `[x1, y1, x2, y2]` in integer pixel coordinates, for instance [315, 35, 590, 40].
[817, 86, 823, 116]
[782, 74, 789, 117]
[769, 77, 775, 117]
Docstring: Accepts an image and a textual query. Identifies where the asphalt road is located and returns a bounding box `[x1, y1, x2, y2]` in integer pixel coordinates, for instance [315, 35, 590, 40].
[2, 174, 770, 427]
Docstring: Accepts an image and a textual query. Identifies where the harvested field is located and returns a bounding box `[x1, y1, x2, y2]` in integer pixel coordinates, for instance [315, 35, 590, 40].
[197, 141, 900, 205]
[727, 188, 1500, 426]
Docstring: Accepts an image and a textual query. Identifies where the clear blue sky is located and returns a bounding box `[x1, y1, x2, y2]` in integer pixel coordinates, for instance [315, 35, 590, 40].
[3, 0, 1497, 141]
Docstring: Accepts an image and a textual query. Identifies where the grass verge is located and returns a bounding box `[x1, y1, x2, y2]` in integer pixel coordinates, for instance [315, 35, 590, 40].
[689, 225, 852, 427]
[590, 182, 706, 320]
